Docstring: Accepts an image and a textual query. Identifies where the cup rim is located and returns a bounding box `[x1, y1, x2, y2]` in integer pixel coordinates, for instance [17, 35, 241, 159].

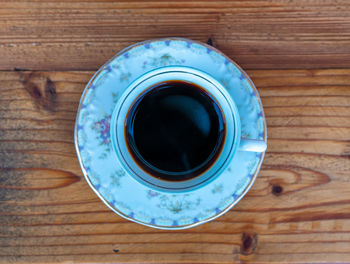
[123, 81, 226, 178]
[110, 66, 242, 193]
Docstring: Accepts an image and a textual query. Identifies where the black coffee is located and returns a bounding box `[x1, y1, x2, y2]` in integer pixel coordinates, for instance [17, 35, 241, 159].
[125, 80, 225, 181]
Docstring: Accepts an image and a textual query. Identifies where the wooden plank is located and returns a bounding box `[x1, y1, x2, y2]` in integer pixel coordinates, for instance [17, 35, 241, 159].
[0, 0, 350, 70]
[1, 69, 350, 263]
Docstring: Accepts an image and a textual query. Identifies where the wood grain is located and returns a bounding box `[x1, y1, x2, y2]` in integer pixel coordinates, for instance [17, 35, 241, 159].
[1, 0, 350, 70]
[1, 69, 350, 263]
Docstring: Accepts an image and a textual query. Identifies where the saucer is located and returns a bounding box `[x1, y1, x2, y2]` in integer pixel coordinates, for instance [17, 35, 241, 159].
[75, 38, 267, 229]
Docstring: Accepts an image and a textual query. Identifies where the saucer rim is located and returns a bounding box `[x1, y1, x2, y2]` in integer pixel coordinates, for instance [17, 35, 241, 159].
[74, 37, 267, 230]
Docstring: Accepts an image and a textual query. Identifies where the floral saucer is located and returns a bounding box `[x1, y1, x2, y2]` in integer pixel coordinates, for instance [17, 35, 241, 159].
[75, 38, 267, 229]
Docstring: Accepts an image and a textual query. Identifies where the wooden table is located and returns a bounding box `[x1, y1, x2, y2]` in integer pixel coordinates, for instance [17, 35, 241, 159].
[1, 1, 350, 263]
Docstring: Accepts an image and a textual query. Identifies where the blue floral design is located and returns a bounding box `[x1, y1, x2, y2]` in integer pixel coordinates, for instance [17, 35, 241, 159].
[158, 195, 201, 214]
[111, 169, 126, 187]
[147, 190, 160, 198]
[143, 53, 185, 69]
[211, 184, 223, 194]
[92, 115, 111, 157]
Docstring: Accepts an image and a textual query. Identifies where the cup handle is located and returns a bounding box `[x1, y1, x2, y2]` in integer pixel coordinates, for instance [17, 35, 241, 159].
[239, 139, 267, 152]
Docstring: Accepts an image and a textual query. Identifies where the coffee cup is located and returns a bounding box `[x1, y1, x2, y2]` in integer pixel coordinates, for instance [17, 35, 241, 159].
[111, 66, 266, 192]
